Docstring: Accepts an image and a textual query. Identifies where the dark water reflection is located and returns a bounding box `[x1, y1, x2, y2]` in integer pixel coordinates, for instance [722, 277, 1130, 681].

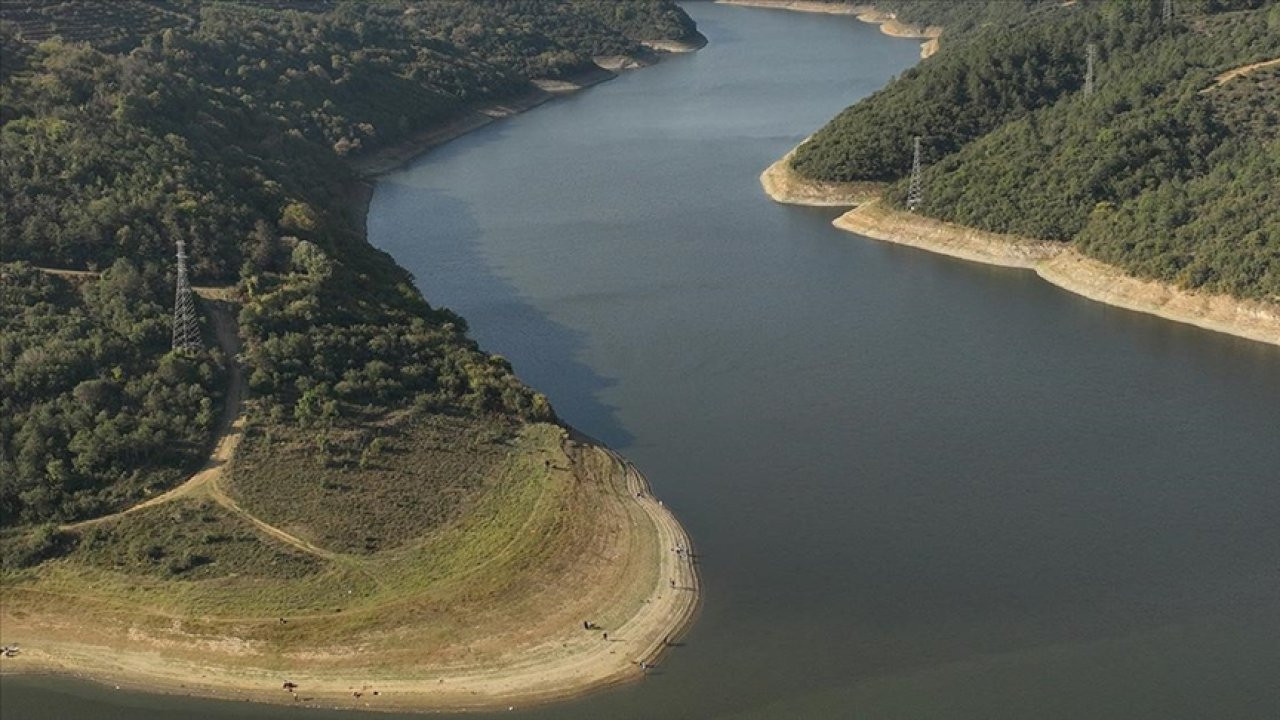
[6, 3, 1279, 719]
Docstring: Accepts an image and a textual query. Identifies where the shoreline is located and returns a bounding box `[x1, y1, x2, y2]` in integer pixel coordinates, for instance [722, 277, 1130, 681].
[760, 143, 886, 206]
[714, 1, 942, 58]
[782, 191, 1280, 346]
[1, 432, 702, 714]
[833, 199, 1061, 269]
[2, 41, 705, 714]
[350, 34, 705, 178]
[754, 9, 1279, 347]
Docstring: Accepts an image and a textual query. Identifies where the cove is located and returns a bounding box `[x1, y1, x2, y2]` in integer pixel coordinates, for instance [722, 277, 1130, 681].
[5, 3, 1279, 719]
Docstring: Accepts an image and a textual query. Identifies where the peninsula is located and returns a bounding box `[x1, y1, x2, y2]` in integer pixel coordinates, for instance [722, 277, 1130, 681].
[0, 1, 703, 711]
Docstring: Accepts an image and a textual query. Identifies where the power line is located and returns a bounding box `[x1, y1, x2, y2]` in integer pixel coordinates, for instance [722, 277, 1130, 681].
[172, 238, 202, 354]
[1084, 43, 1097, 97]
[907, 136, 924, 212]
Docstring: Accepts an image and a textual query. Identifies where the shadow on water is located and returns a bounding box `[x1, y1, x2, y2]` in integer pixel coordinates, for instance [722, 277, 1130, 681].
[11, 4, 1280, 720]
[369, 181, 635, 448]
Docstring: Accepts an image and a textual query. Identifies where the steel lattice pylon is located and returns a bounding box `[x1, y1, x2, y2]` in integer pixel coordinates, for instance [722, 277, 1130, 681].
[1163, 0, 1174, 24]
[172, 238, 202, 354]
[907, 136, 924, 212]
[1084, 43, 1097, 97]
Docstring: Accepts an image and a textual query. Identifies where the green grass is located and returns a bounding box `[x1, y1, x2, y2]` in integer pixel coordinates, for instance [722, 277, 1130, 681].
[67, 499, 323, 581]
[2, 421, 589, 640]
[226, 412, 527, 554]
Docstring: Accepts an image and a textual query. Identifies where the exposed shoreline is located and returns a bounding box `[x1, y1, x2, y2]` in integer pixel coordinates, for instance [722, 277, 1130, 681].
[1, 433, 702, 714]
[773, 184, 1280, 345]
[2, 45, 705, 714]
[752, 4, 1280, 347]
[833, 199, 1061, 269]
[714, 0, 942, 58]
[761, 144, 887, 206]
[350, 35, 704, 178]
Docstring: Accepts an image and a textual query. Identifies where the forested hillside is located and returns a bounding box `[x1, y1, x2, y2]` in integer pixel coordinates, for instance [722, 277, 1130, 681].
[791, 0, 1280, 300]
[0, 262, 224, 526]
[0, 0, 701, 533]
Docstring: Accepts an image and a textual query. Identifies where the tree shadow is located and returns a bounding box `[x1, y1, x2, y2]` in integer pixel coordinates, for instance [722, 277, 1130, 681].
[368, 184, 634, 449]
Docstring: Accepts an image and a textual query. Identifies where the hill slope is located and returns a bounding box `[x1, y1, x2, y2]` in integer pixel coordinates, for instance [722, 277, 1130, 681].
[1, 1, 703, 709]
[787, 0, 1280, 304]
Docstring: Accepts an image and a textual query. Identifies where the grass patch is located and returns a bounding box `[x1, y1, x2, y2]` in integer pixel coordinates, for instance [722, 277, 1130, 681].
[65, 498, 323, 581]
[1, 421, 660, 668]
[226, 413, 525, 554]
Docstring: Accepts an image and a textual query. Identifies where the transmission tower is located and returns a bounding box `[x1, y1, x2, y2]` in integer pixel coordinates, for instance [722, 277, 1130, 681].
[172, 238, 202, 354]
[1084, 43, 1097, 97]
[907, 136, 924, 212]
[1163, 0, 1173, 24]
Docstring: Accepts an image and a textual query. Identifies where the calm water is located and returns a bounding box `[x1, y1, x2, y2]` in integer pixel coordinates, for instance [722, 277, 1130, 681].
[6, 4, 1280, 719]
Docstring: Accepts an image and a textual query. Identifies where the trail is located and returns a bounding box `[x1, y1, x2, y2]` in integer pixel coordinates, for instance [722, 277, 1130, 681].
[66, 298, 245, 528]
[60, 293, 337, 563]
[1202, 56, 1280, 92]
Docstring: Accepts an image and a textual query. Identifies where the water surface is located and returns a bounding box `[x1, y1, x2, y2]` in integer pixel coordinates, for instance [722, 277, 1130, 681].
[6, 3, 1279, 718]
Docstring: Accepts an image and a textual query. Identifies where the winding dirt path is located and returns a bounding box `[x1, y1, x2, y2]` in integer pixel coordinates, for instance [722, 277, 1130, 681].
[1202, 56, 1280, 92]
[65, 297, 245, 529]
[60, 294, 333, 562]
[8, 438, 701, 713]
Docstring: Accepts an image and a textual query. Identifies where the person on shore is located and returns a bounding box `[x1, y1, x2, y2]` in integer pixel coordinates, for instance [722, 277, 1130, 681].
[603, 632, 609, 641]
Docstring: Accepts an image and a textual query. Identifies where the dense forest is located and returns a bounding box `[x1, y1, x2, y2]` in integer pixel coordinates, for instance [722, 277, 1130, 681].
[791, 0, 1280, 300]
[0, 1, 701, 532]
[0, 262, 224, 525]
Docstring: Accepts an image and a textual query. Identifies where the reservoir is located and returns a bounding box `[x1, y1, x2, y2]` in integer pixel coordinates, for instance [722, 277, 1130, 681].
[5, 3, 1279, 718]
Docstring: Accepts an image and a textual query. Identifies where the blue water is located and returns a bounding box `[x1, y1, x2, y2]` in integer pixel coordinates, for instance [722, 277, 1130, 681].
[6, 3, 1279, 718]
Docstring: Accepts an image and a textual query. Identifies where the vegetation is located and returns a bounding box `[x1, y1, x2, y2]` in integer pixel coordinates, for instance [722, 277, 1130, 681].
[0, 0, 699, 541]
[0, 262, 223, 526]
[63, 498, 324, 580]
[3, 423, 609, 634]
[0, 5, 690, 693]
[792, 0, 1280, 300]
[226, 413, 525, 555]
[0, 1, 192, 53]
